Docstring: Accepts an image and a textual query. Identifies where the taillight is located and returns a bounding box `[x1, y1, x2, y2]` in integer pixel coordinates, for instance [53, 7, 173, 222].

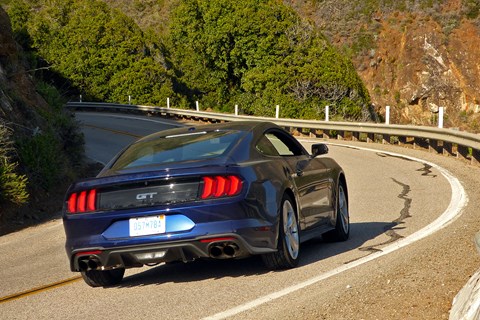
[200, 175, 243, 199]
[67, 189, 97, 213]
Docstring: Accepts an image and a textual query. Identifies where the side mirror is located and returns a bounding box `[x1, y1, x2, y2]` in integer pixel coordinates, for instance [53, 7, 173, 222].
[311, 143, 328, 157]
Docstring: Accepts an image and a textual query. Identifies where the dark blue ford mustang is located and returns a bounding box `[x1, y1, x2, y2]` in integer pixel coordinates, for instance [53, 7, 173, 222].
[63, 121, 349, 287]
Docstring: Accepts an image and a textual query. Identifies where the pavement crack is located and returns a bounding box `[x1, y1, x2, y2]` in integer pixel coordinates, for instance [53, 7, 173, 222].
[416, 163, 438, 178]
[348, 178, 412, 263]
[392, 178, 412, 223]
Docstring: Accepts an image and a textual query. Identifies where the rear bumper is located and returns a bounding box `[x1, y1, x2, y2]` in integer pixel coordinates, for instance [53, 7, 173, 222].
[64, 193, 281, 271]
[70, 233, 276, 272]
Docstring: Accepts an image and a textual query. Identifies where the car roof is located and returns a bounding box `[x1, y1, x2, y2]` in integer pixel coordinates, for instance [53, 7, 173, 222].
[136, 121, 280, 144]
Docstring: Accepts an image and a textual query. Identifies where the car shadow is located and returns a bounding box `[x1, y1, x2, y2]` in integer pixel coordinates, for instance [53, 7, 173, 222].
[116, 220, 400, 288]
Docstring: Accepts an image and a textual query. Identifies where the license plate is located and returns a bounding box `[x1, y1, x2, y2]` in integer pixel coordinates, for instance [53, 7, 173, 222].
[129, 215, 166, 237]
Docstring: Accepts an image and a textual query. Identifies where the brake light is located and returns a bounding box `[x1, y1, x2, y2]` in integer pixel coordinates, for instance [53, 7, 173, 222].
[75, 250, 102, 257]
[77, 191, 87, 212]
[87, 189, 97, 211]
[200, 237, 236, 243]
[200, 175, 243, 199]
[67, 189, 97, 213]
[67, 193, 77, 213]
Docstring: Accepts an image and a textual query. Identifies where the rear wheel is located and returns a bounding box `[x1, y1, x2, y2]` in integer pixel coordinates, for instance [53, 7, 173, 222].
[81, 268, 125, 287]
[323, 182, 349, 242]
[262, 194, 300, 269]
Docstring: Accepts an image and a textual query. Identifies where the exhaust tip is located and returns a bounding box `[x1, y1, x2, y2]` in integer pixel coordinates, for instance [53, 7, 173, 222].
[208, 242, 240, 258]
[223, 244, 238, 257]
[78, 260, 89, 271]
[87, 259, 100, 270]
[210, 246, 223, 258]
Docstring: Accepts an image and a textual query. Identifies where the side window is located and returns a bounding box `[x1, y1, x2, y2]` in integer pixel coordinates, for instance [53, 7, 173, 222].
[265, 133, 293, 156]
[256, 135, 279, 156]
[262, 130, 305, 157]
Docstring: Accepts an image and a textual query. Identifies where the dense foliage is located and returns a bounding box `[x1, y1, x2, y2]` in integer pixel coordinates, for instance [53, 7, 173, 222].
[9, 0, 175, 105]
[0, 125, 28, 205]
[6, 0, 371, 121]
[169, 0, 370, 119]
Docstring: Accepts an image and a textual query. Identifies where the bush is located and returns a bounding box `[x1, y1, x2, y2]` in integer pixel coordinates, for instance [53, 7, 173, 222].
[169, 0, 371, 120]
[16, 130, 65, 191]
[0, 125, 29, 205]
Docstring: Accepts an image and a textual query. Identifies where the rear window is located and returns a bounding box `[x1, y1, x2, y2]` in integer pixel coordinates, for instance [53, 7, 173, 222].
[110, 130, 241, 170]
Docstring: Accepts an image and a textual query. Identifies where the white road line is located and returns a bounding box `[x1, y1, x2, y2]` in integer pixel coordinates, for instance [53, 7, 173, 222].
[204, 143, 468, 320]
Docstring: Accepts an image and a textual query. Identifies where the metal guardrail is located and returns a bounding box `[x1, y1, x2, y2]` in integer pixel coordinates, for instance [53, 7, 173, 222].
[66, 101, 480, 165]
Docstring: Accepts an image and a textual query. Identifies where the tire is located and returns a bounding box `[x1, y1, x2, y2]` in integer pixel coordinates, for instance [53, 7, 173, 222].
[81, 268, 125, 287]
[262, 194, 300, 269]
[323, 181, 349, 242]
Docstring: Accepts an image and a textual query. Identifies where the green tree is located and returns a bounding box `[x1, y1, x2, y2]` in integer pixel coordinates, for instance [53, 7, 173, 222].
[168, 0, 370, 120]
[19, 0, 173, 104]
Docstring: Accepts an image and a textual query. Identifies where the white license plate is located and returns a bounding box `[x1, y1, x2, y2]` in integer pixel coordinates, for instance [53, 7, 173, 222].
[129, 215, 166, 237]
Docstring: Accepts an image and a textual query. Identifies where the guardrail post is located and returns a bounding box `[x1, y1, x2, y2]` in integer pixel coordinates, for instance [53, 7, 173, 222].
[429, 139, 441, 154]
[472, 149, 480, 165]
[352, 132, 359, 141]
[385, 106, 390, 125]
[235, 104, 238, 116]
[398, 136, 407, 146]
[325, 105, 329, 122]
[413, 137, 429, 150]
[275, 105, 280, 119]
[442, 142, 454, 157]
[382, 134, 390, 144]
[438, 107, 444, 128]
[167, 97, 170, 109]
[457, 145, 469, 161]
[367, 133, 374, 143]
[196, 101, 200, 112]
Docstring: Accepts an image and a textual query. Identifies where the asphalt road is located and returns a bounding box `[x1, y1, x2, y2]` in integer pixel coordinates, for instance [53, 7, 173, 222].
[0, 112, 471, 319]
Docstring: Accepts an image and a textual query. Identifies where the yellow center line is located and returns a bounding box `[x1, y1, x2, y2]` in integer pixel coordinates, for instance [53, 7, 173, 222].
[82, 124, 142, 138]
[0, 276, 82, 304]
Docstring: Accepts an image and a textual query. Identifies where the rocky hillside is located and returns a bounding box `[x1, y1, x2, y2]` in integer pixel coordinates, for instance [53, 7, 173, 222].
[0, 7, 48, 130]
[288, 0, 480, 130]
[0, 6, 84, 234]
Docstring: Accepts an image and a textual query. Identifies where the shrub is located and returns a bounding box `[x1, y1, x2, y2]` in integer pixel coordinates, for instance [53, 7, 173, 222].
[16, 130, 65, 191]
[0, 125, 29, 205]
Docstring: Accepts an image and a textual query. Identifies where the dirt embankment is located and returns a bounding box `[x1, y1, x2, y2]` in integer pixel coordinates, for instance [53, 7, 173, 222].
[290, 0, 480, 131]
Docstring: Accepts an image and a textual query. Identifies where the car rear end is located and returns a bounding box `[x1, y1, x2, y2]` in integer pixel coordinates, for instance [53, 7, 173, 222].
[63, 126, 278, 273]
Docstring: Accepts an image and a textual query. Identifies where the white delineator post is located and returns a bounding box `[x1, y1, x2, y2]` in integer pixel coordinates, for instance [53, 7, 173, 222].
[438, 107, 444, 128]
[196, 101, 199, 112]
[386, 106, 390, 125]
[275, 105, 280, 119]
[235, 104, 238, 116]
[167, 97, 170, 109]
[325, 105, 329, 122]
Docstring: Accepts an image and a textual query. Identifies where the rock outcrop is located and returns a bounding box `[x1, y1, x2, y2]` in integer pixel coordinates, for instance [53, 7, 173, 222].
[0, 7, 48, 132]
[290, 0, 480, 131]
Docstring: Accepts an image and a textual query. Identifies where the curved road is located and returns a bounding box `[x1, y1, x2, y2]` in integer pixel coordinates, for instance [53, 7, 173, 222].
[0, 112, 476, 319]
